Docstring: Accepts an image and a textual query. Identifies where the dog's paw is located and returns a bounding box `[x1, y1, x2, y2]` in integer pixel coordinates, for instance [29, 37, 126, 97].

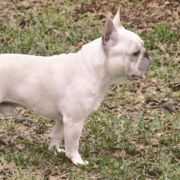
[48, 146, 65, 154]
[56, 148, 65, 153]
[71, 157, 89, 165]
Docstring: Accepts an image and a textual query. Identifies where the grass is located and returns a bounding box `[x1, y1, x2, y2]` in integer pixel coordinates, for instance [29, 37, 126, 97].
[0, 1, 180, 180]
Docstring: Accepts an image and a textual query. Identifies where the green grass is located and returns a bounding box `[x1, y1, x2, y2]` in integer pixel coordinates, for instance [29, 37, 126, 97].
[0, 1, 180, 180]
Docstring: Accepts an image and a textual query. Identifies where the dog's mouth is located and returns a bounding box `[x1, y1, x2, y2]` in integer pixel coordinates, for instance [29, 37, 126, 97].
[133, 55, 152, 78]
[129, 75, 143, 80]
[128, 73, 148, 81]
[129, 64, 151, 80]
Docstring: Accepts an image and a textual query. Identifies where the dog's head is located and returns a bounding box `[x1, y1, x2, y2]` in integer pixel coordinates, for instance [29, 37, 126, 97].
[102, 9, 151, 78]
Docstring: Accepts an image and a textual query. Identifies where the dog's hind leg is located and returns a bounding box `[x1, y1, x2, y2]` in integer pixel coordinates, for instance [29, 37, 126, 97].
[49, 119, 65, 153]
[0, 102, 17, 116]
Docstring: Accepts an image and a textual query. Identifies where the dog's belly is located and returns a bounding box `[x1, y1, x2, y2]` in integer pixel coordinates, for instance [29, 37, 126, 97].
[30, 103, 62, 120]
[1, 94, 61, 120]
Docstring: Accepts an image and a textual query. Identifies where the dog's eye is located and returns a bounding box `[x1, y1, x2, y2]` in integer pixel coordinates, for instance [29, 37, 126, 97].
[133, 51, 140, 56]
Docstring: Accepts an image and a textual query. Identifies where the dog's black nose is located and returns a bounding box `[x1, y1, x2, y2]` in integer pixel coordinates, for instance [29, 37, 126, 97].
[144, 52, 149, 59]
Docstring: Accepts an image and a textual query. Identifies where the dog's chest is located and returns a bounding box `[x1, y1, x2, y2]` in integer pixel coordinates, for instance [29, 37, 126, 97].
[87, 87, 106, 114]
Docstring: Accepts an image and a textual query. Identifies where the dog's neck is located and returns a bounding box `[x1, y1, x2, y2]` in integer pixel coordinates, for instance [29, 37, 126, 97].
[81, 38, 105, 76]
[80, 37, 128, 91]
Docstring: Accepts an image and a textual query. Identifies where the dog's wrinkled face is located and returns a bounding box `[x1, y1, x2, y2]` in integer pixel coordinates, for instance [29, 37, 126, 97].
[117, 28, 151, 77]
[102, 9, 151, 78]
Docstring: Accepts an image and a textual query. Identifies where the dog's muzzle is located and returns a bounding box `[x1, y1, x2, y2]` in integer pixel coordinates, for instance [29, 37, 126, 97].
[138, 52, 151, 73]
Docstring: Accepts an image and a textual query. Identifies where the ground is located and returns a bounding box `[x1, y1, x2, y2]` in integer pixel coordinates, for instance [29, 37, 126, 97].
[0, 0, 180, 179]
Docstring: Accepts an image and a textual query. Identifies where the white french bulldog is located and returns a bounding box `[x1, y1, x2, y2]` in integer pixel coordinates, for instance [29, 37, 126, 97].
[0, 9, 151, 165]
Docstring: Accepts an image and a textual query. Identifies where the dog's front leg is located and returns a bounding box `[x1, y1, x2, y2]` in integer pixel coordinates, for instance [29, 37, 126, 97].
[63, 117, 88, 165]
[49, 120, 65, 153]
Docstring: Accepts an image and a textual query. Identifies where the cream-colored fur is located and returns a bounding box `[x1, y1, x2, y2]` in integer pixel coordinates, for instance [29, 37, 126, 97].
[0, 9, 151, 165]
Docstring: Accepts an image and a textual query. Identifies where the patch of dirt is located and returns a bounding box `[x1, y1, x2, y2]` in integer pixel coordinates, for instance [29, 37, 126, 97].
[1, 0, 179, 28]
[74, 0, 180, 29]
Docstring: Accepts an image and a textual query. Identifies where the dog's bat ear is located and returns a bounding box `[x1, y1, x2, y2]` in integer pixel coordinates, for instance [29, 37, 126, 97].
[102, 18, 118, 48]
[113, 8, 123, 29]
